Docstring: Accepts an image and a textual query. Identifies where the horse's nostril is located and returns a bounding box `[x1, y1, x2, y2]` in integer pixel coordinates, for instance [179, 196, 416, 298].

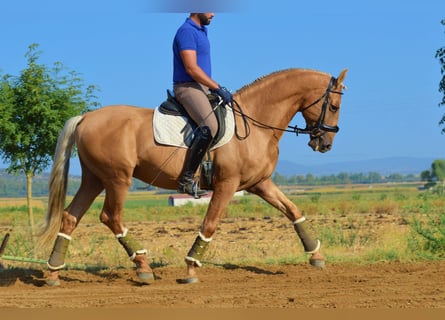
[319, 143, 332, 153]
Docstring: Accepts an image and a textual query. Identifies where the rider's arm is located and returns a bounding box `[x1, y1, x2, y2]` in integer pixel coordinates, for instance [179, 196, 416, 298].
[180, 50, 219, 90]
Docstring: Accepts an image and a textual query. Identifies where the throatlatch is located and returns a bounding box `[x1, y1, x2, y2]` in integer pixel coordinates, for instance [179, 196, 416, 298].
[116, 228, 147, 260]
[47, 232, 71, 270]
[185, 232, 212, 267]
[293, 217, 321, 253]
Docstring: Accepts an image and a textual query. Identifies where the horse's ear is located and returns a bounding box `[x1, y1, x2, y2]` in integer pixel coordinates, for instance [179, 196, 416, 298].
[337, 68, 348, 86]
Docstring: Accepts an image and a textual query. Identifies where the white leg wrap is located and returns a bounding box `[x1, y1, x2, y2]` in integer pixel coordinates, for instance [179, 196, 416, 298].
[47, 262, 66, 271]
[116, 228, 147, 260]
[185, 232, 213, 267]
[129, 249, 148, 261]
[185, 256, 203, 268]
[198, 231, 213, 242]
[293, 217, 321, 253]
[305, 239, 321, 254]
[57, 232, 72, 241]
[47, 233, 72, 270]
[115, 228, 128, 239]
[293, 216, 306, 224]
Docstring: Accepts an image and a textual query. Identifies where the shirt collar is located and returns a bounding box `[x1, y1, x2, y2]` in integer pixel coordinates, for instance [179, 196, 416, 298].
[185, 17, 207, 33]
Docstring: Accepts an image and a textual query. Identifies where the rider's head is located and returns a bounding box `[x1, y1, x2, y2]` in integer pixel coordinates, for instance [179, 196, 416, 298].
[190, 13, 215, 26]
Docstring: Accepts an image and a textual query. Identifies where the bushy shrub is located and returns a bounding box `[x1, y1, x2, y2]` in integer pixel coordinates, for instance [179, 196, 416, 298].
[407, 202, 445, 257]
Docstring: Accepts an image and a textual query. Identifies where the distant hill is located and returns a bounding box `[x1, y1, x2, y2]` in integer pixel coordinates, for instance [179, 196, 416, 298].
[275, 157, 438, 176]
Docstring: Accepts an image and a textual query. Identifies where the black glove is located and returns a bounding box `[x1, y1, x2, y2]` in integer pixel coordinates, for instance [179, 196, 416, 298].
[211, 86, 233, 105]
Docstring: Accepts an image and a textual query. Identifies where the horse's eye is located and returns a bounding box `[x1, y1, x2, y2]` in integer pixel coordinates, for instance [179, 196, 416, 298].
[330, 104, 339, 112]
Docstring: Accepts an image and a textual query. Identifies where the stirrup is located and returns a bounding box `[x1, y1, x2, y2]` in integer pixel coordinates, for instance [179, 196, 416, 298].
[178, 180, 208, 199]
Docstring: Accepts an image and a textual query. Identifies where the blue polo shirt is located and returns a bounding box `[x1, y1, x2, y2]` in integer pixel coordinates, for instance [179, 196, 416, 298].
[173, 18, 212, 83]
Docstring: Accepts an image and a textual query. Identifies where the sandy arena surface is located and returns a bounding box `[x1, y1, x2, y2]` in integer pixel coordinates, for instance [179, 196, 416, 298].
[0, 261, 444, 308]
[1, 212, 444, 309]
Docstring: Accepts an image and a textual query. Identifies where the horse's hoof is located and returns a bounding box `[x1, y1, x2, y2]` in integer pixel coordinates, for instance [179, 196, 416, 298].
[45, 278, 61, 286]
[309, 258, 325, 269]
[176, 277, 199, 284]
[137, 271, 155, 284]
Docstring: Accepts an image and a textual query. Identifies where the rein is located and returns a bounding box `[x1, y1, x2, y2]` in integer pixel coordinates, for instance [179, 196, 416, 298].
[230, 76, 343, 139]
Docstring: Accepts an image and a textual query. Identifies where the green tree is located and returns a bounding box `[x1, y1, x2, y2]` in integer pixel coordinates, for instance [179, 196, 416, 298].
[432, 159, 445, 194]
[0, 44, 99, 235]
[367, 172, 382, 184]
[272, 172, 287, 185]
[421, 159, 445, 193]
[337, 172, 350, 184]
[387, 173, 403, 182]
[431, 159, 445, 181]
[305, 173, 315, 185]
[420, 169, 432, 182]
[436, 19, 445, 133]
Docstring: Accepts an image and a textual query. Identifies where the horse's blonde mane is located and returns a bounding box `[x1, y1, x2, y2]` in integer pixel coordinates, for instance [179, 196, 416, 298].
[236, 68, 330, 94]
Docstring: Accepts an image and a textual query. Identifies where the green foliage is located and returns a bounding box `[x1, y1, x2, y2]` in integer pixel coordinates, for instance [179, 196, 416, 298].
[407, 202, 445, 258]
[436, 19, 445, 133]
[351, 193, 361, 201]
[0, 169, 157, 197]
[420, 169, 432, 181]
[0, 169, 81, 197]
[2, 229, 35, 257]
[421, 159, 445, 193]
[0, 184, 444, 265]
[310, 193, 321, 203]
[0, 43, 99, 176]
[273, 170, 419, 186]
[432, 159, 445, 181]
[0, 43, 99, 234]
[319, 218, 373, 248]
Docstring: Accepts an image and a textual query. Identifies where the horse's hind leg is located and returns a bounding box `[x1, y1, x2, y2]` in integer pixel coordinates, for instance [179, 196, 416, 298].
[46, 169, 104, 285]
[99, 182, 154, 283]
[247, 178, 325, 268]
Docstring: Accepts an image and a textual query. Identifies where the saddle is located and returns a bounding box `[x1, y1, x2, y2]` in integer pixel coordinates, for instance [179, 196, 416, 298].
[155, 90, 233, 188]
[158, 90, 227, 147]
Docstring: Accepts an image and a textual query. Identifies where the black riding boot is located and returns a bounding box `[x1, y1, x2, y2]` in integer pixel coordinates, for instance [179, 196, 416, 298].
[178, 126, 213, 198]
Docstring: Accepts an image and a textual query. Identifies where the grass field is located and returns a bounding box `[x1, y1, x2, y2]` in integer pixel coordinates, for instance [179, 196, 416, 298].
[0, 182, 444, 270]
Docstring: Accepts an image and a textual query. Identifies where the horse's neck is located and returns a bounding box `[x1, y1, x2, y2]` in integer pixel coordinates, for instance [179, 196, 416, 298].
[236, 70, 324, 129]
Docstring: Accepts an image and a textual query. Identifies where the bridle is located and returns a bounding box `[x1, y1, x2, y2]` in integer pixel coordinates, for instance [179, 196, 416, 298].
[229, 76, 344, 140]
[293, 76, 343, 136]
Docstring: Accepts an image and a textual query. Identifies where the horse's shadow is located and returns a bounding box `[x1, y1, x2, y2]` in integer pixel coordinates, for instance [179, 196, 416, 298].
[0, 267, 47, 287]
[211, 262, 285, 275]
[0, 262, 283, 287]
[0, 265, 128, 287]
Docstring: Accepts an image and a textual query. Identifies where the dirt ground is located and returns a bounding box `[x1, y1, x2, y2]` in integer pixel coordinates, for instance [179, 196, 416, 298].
[0, 261, 444, 309]
[1, 211, 445, 310]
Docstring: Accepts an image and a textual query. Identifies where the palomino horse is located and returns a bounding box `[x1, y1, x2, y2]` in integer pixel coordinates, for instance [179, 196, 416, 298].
[39, 68, 347, 285]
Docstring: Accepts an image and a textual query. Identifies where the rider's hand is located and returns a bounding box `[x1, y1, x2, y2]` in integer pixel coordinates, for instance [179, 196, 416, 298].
[211, 86, 233, 105]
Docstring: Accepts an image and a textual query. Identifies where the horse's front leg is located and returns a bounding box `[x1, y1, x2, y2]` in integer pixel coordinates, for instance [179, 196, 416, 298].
[247, 178, 325, 268]
[179, 182, 237, 284]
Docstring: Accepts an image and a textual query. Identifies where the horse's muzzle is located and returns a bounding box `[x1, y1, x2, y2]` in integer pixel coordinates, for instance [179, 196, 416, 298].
[308, 136, 332, 153]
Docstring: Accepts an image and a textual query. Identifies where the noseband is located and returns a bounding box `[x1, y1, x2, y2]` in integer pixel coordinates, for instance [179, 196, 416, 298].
[293, 76, 343, 136]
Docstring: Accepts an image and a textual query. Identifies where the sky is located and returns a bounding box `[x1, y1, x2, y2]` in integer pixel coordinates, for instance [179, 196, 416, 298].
[1, 0, 445, 175]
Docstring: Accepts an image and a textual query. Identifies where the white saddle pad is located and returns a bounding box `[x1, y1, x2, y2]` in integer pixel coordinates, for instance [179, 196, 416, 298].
[153, 105, 235, 149]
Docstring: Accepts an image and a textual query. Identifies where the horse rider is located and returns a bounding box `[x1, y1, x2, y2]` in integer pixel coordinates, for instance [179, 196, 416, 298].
[173, 13, 233, 197]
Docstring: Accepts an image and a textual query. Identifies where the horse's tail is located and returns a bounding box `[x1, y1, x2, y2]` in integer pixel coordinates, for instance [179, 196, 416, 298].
[37, 115, 84, 250]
